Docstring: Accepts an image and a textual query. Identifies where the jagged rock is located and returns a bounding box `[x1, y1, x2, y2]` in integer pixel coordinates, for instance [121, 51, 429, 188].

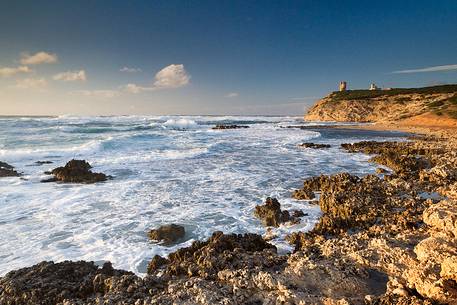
[148, 224, 185, 244]
[376, 167, 389, 174]
[212, 124, 249, 130]
[420, 164, 457, 186]
[298, 142, 331, 149]
[147, 231, 279, 278]
[43, 159, 107, 183]
[291, 210, 307, 218]
[253, 197, 291, 227]
[0, 161, 20, 177]
[0, 261, 134, 305]
[147, 255, 169, 273]
[291, 188, 315, 200]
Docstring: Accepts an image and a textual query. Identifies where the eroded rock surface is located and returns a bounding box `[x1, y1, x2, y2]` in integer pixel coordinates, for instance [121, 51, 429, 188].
[148, 224, 185, 244]
[43, 159, 108, 183]
[253, 197, 291, 227]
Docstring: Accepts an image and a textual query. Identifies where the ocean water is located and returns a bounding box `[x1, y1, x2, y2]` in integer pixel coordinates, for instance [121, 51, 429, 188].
[0, 115, 406, 276]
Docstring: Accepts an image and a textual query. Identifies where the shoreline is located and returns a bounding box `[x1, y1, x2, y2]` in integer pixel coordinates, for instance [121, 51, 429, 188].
[1, 123, 457, 304]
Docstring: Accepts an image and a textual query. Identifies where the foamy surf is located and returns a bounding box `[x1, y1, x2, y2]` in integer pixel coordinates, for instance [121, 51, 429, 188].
[0, 116, 407, 276]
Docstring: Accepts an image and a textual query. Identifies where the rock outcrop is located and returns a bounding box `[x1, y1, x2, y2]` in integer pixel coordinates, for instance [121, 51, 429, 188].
[0, 161, 20, 177]
[253, 197, 292, 227]
[42, 159, 108, 183]
[305, 85, 457, 124]
[298, 142, 331, 149]
[148, 224, 185, 244]
[212, 124, 249, 130]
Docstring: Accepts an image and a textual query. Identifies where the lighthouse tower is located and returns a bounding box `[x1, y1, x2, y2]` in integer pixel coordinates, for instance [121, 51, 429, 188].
[339, 81, 347, 92]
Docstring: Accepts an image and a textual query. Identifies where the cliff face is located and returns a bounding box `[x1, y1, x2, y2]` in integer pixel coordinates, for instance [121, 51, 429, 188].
[305, 85, 457, 124]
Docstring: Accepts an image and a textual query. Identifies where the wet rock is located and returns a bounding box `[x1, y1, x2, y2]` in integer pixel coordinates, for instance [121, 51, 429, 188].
[147, 255, 169, 273]
[291, 209, 307, 218]
[0, 260, 133, 305]
[148, 224, 185, 244]
[212, 124, 249, 130]
[376, 167, 389, 174]
[43, 159, 108, 183]
[147, 231, 279, 278]
[292, 187, 315, 200]
[370, 152, 430, 179]
[0, 161, 20, 177]
[298, 142, 331, 149]
[307, 173, 392, 234]
[35, 160, 53, 165]
[254, 197, 291, 227]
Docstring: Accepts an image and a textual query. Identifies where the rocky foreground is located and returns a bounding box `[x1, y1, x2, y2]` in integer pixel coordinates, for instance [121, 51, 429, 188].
[1, 131, 457, 304]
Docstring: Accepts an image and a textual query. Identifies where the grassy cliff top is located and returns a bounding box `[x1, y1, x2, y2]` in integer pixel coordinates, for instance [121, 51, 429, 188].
[332, 84, 457, 101]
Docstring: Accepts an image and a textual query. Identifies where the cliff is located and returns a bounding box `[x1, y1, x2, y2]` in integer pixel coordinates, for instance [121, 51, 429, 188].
[305, 84, 457, 126]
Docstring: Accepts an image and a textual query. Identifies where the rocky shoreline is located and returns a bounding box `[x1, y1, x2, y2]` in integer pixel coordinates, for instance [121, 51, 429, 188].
[1, 127, 457, 304]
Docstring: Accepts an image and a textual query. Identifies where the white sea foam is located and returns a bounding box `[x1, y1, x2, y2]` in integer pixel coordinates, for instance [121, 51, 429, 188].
[162, 118, 198, 129]
[0, 116, 407, 276]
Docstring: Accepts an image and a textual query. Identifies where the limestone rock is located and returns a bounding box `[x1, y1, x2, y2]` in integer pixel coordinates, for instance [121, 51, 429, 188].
[254, 197, 291, 227]
[148, 224, 185, 244]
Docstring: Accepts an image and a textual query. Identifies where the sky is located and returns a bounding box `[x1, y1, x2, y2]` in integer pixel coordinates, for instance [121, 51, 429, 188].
[0, 0, 456, 116]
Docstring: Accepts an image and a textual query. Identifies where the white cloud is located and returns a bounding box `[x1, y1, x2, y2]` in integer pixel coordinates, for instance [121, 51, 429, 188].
[53, 70, 86, 82]
[15, 78, 47, 89]
[123, 83, 151, 94]
[392, 64, 457, 74]
[124, 64, 190, 94]
[73, 90, 120, 98]
[120, 66, 141, 73]
[0, 66, 31, 77]
[20, 51, 58, 65]
[225, 92, 239, 98]
[153, 64, 190, 89]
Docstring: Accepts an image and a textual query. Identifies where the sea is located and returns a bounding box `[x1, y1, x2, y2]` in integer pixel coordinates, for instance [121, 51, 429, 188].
[0, 115, 407, 276]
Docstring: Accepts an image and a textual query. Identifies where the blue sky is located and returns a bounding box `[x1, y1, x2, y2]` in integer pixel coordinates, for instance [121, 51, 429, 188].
[0, 0, 456, 115]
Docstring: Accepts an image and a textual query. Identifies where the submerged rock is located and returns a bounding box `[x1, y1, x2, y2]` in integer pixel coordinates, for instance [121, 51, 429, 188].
[298, 142, 331, 149]
[254, 197, 291, 227]
[0, 161, 20, 177]
[212, 124, 249, 130]
[35, 160, 53, 165]
[43, 159, 108, 183]
[148, 224, 185, 244]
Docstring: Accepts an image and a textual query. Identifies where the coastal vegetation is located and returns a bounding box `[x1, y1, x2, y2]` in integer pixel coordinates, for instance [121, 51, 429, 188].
[331, 84, 457, 101]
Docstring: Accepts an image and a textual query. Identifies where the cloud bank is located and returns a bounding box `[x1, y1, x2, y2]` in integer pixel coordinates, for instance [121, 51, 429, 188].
[20, 51, 58, 65]
[0, 66, 31, 77]
[392, 64, 457, 74]
[73, 90, 120, 98]
[53, 70, 86, 82]
[15, 78, 47, 89]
